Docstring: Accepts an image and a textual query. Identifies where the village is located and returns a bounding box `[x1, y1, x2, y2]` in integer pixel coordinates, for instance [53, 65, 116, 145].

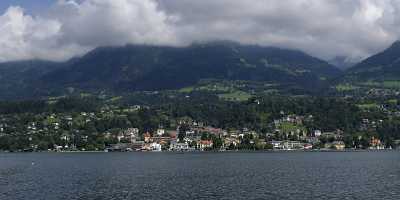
[2, 110, 393, 152]
[104, 114, 398, 152]
[1, 97, 400, 153]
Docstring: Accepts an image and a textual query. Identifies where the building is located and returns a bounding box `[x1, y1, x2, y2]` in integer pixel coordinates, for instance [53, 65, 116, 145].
[198, 140, 213, 150]
[369, 137, 385, 150]
[124, 128, 139, 135]
[117, 133, 124, 142]
[156, 128, 165, 136]
[332, 141, 346, 150]
[144, 132, 151, 143]
[224, 137, 240, 148]
[109, 142, 145, 151]
[306, 137, 320, 144]
[122, 128, 139, 143]
[270, 141, 284, 149]
[151, 136, 173, 146]
[167, 130, 177, 139]
[314, 130, 322, 137]
[282, 141, 303, 150]
[108, 143, 131, 152]
[150, 143, 162, 152]
[60, 134, 70, 141]
[170, 141, 191, 151]
[303, 143, 313, 150]
[131, 141, 145, 150]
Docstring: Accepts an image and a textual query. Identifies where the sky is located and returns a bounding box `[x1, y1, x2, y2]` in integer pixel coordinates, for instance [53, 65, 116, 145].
[0, 0, 400, 62]
[0, 0, 54, 14]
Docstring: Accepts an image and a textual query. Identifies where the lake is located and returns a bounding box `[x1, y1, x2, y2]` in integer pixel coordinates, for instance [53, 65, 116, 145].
[0, 151, 399, 200]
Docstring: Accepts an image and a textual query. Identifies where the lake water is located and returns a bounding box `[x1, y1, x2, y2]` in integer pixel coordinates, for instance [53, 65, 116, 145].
[0, 151, 399, 200]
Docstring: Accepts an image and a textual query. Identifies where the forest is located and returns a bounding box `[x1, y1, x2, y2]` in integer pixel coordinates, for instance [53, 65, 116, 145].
[0, 91, 399, 151]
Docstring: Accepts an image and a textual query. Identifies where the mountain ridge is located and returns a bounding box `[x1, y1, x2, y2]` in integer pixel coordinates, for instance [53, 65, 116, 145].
[343, 40, 400, 82]
[0, 42, 342, 99]
[40, 42, 341, 93]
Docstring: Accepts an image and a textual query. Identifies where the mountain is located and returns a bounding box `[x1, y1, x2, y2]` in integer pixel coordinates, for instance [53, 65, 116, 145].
[0, 42, 342, 99]
[328, 56, 357, 70]
[346, 41, 400, 81]
[0, 60, 63, 99]
[336, 41, 400, 91]
[38, 42, 341, 94]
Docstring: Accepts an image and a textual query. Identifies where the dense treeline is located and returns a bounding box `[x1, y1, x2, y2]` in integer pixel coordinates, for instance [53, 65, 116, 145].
[155, 95, 362, 133]
[0, 97, 100, 114]
[0, 93, 399, 151]
[0, 100, 48, 114]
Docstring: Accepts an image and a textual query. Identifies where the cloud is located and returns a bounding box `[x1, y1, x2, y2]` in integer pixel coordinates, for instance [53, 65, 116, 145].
[51, 0, 177, 47]
[0, 0, 176, 62]
[159, 0, 400, 60]
[1, 0, 400, 62]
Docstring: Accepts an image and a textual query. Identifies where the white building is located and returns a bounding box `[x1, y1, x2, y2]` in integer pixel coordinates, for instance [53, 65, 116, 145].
[314, 130, 322, 137]
[170, 141, 191, 151]
[150, 143, 162, 152]
[283, 141, 303, 150]
[156, 128, 165, 136]
[123, 128, 140, 142]
[270, 141, 284, 149]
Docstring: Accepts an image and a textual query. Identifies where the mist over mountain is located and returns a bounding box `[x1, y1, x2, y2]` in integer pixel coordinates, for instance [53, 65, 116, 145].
[328, 56, 358, 71]
[344, 41, 400, 82]
[41, 42, 341, 93]
[0, 42, 342, 99]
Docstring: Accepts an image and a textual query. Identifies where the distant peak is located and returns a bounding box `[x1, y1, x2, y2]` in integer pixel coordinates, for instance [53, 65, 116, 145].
[389, 40, 400, 48]
[190, 40, 241, 47]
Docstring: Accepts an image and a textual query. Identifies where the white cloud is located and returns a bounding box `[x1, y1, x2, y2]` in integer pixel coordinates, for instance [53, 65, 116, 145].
[1, 0, 400, 62]
[52, 0, 177, 47]
[160, 0, 400, 60]
[0, 0, 177, 62]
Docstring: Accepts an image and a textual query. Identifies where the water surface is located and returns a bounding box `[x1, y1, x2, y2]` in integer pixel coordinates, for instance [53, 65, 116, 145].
[0, 151, 399, 200]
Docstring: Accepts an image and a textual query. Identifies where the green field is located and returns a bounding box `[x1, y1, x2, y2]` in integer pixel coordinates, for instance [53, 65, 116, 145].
[278, 122, 307, 134]
[108, 96, 122, 102]
[387, 99, 398, 104]
[335, 84, 359, 91]
[382, 80, 400, 89]
[218, 91, 253, 101]
[179, 86, 195, 93]
[357, 80, 400, 89]
[357, 103, 379, 109]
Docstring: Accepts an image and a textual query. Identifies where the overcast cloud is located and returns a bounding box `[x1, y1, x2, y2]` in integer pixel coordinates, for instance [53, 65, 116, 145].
[0, 0, 400, 62]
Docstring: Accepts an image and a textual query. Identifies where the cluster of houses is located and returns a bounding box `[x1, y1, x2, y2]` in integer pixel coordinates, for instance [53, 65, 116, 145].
[105, 117, 391, 152]
[107, 124, 220, 152]
[1, 109, 399, 152]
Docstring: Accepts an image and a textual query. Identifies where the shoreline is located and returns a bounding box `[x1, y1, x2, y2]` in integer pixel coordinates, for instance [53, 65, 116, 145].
[0, 149, 398, 153]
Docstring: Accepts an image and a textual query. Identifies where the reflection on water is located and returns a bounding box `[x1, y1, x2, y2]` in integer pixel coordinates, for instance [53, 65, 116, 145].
[0, 151, 399, 200]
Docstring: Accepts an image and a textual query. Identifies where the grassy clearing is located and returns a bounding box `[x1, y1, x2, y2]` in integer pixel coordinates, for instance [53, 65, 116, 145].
[335, 84, 359, 91]
[278, 122, 306, 133]
[387, 99, 398, 104]
[179, 82, 232, 93]
[179, 87, 194, 93]
[218, 91, 252, 102]
[357, 103, 379, 109]
[80, 93, 92, 97]
[356, 80, 400, 89]
[383, 80, 400, 89]
[109, 96, 122, 102]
